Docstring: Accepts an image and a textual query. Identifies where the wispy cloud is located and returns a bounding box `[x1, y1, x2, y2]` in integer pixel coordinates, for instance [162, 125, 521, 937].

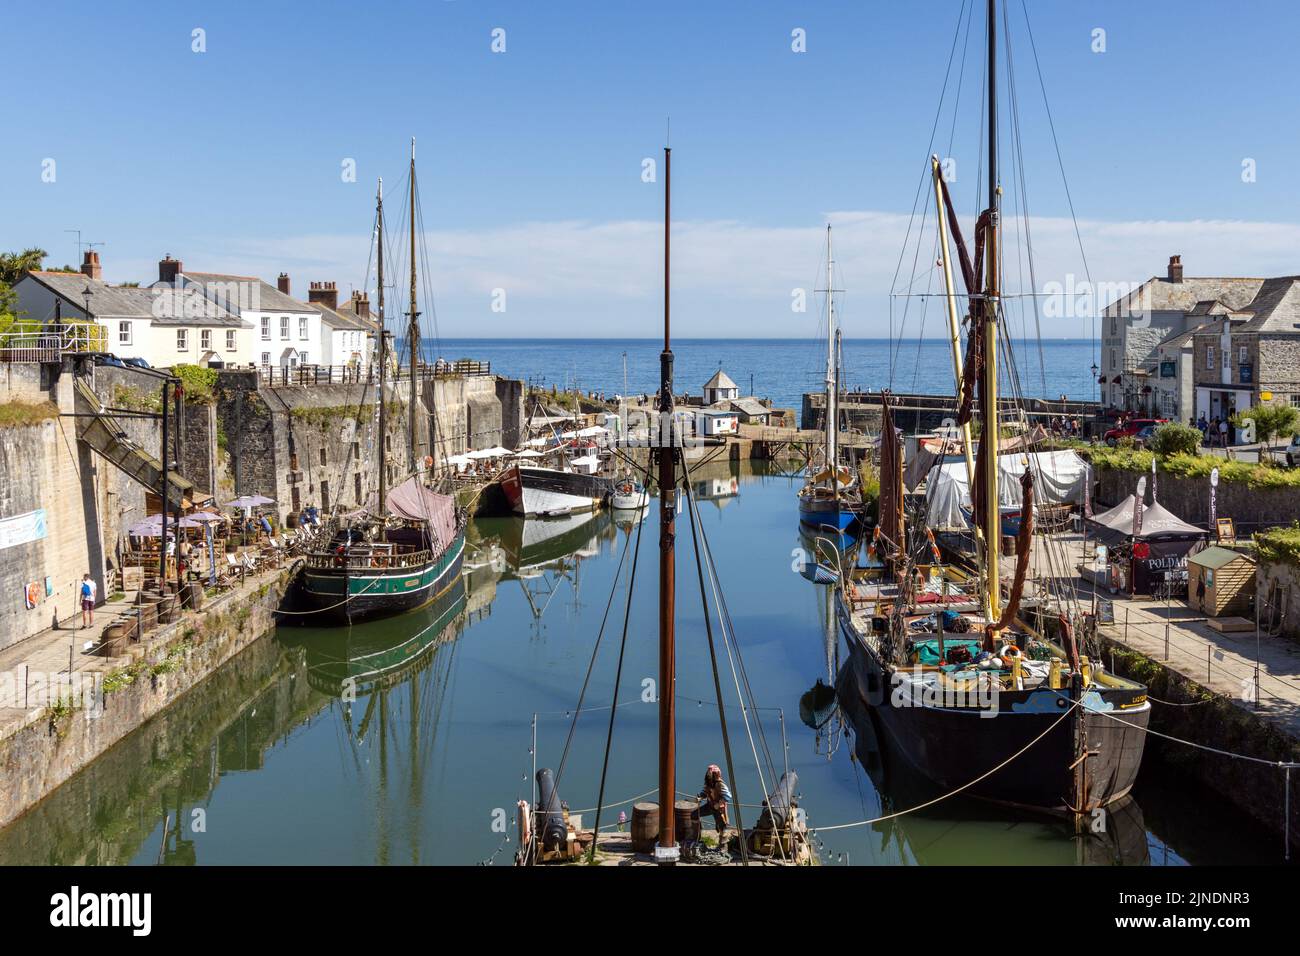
[108, 213, 1300, 337]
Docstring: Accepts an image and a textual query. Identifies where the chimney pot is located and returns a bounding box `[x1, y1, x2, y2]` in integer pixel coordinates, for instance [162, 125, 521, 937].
[1168, 255, 1184, 284]
[307, 279, 339, 311]
[80, 250, 102, 281]
[158, 255, 182, 284]
[277, 272, 291, 295]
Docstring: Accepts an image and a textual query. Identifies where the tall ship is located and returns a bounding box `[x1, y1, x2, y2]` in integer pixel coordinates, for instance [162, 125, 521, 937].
[834, 0, 1149, 815]
[797, 224, 865, 533]
[299, 141, 466, 624]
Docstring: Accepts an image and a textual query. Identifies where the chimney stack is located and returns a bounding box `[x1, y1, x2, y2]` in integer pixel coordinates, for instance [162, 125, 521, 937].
[80, 250, 102, 281]
[308, 280, 339, 311]
[350, 290, 371, 319]
[159, 254, 182, 284]
[1168, 255, 1184, 284]
[277, 272, 291, 295]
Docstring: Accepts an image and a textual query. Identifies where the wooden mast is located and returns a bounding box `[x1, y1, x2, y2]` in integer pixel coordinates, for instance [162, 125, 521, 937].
[656, 144, 678, 865]
[377, 178, 388, 509]
[824, 224, 837, 498]
[981, 0, 1002, 624]
[407, 137, 421, 474]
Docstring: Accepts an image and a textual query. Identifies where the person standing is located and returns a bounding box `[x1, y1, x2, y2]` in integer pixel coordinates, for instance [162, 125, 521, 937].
[1219, 417, 1230, 448]
[79, 573, 97, 629]
[697, 764, 733, 838]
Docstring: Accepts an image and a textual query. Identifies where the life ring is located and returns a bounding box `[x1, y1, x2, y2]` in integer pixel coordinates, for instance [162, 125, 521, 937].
[373, 555, 388, 568]
[334, 546, 346, 568]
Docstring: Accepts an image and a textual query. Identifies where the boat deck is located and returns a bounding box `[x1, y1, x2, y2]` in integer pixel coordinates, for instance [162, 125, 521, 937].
[542, 827, 815, 866]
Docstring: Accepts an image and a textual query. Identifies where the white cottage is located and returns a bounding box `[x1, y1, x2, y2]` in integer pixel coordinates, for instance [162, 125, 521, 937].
[152, 258, 325, 370]
[13, 253, 252, 368]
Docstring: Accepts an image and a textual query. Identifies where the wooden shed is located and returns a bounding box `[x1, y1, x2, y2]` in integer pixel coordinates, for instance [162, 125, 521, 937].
[1187, 546, 1255, 617]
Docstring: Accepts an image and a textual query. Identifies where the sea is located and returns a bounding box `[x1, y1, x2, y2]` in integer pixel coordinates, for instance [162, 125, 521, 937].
[420, 337, 1099, 410]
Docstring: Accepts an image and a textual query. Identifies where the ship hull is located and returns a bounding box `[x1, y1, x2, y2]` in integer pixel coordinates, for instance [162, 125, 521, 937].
[299, 532, 465, 626]
[798, 495, 862, 533]
[500, 464, 612, 517]
[835, 595, 1149, 813]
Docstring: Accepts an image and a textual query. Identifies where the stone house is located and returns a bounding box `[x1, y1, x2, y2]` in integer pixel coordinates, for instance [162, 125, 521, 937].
[1192, 276, 1300, 429]
[1100, 255, 1262, 419]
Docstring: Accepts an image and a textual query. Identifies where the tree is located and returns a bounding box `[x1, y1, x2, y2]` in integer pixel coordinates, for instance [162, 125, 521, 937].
[1147, 422, 1202, 458]
[1237, 404, 1300, 461]
[0, 248, 48, 285]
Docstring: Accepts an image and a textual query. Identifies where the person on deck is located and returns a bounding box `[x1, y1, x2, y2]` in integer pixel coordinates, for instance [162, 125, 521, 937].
[698, 764, 732, 837]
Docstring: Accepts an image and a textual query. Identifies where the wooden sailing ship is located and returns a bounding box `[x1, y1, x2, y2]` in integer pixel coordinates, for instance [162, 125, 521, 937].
[834, 0, 1149, 815]
[299, 142, 466, 625]
[798, 225, 865, 533]
[516, 146, 814, 866]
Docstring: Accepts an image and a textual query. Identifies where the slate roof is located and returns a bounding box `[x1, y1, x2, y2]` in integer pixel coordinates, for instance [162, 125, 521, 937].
[316, 301, 374, 332]
[704, 369, 738, 390]
[1104, 277, 1265, 318]
[1226, 276, 1300, 334]
[728, 397, 770, 417]
[172, 272, 318, 314]
[1187, 545, 1253, 570]
[21, 272, 247, 327]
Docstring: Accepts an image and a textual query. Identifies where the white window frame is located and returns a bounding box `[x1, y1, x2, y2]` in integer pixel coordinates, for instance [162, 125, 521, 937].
[1239, 345, 1248, 363]
[298, 350, 309, 365]
[261, 351, 270, 366]
[226, 329, 236, 351]
[1206, 345, 1215, 371]
[261, 316, 270, 341]
[298, 316, 308, 340]
[200, 329, 212, 351]
[280, 316, 290, 340]
[176, 329, 189, 351]
[118, 321, 132, 346]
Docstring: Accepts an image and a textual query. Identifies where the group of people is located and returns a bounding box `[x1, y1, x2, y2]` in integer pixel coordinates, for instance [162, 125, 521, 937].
[1048, 417, 1082, 438]
[1191, 414, 1232, 448]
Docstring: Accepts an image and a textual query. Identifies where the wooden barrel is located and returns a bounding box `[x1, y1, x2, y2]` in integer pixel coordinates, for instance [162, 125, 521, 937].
[187, 581, 204, 611]
[1001, 534, 1017, 557]
[286, 513, 299, 529]
[630, 802, 659, 852]
[674, 800, 701, 844]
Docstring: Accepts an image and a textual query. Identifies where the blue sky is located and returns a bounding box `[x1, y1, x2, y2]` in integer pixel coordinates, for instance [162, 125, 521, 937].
[5, 1, 1300, 337]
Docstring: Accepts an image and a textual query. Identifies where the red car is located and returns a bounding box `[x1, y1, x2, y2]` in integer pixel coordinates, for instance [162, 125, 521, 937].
[1103, 418, 1167, 446]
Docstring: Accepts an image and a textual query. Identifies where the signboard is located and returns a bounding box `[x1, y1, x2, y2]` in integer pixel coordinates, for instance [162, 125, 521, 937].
[1216, 517, 1236, 543]
[0, 509, 47, 550]
[1096, 597, 1115, 624]
[1159, 360, 1176, 378]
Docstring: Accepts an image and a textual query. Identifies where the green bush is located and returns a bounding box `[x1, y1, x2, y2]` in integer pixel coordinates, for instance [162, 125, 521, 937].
[173, 364, 219, 405]
[1148, 422, 1202, 458]
[1256, 523, 1300, 567]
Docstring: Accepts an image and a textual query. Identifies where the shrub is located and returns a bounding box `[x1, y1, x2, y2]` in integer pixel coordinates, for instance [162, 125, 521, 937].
[1147, 422, 1202, 458]
[1256, 523, 1300, 567]
[173, 364, 219, 405]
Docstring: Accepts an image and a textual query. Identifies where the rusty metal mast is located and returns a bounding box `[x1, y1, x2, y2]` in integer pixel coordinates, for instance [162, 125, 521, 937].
[656, 144, 678, 865]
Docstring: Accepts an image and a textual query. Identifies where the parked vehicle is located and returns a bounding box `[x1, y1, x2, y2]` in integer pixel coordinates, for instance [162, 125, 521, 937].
[123, 357, 151, 369]
[1104, 417, 1167, 446]
[1286, 434, 1300, 468]
[1132, 423, 1159, 447]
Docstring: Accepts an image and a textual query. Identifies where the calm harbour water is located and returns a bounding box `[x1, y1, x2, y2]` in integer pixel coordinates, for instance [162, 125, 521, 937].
[0, 462, 1281, 866]
[424, 338, 1101, 410]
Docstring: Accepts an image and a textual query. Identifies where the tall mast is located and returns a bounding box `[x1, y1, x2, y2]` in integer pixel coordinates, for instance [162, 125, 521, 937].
[981, 0, 1002, 621]
[408, 137, 421, 474]
[656, 144, 678, 866]
[377, 178, 388, 509]
[824, 225, 837, 487]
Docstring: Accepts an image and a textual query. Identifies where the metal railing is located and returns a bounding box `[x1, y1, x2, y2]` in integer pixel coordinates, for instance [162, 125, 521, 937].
[0, 322, 108, 362]
[303, 545, 434, 572]
[257, 358, 491, 388]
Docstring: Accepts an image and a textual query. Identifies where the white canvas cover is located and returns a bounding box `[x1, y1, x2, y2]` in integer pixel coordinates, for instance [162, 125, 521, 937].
[385, 475, 458, 551]
[925, 450, 1089, 530]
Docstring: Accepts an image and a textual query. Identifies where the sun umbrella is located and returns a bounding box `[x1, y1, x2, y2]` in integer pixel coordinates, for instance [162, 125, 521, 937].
[184, 511, 227, 524]
[224, 495, 275, 509]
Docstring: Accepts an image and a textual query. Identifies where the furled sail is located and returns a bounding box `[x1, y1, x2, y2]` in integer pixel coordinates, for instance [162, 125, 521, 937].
[385, 475, 457, 550]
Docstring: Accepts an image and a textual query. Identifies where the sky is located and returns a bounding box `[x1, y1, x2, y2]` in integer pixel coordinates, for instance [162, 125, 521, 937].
[5, 0, 1300, 338]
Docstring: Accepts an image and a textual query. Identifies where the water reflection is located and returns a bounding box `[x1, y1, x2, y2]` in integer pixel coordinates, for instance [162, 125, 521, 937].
[0, 460, 1283, 865]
